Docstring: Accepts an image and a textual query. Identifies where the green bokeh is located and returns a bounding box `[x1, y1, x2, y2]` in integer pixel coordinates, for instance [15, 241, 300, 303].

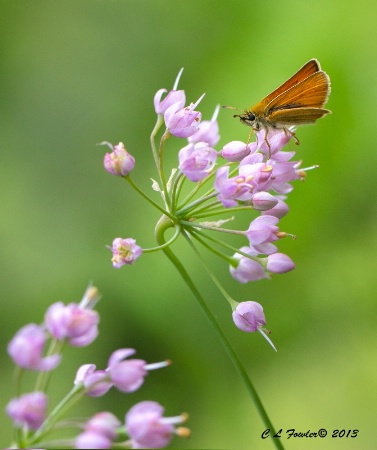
[1, 1, 377, 448]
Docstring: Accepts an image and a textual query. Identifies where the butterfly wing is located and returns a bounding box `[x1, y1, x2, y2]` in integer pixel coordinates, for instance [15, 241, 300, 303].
[265, 70, 331, 115]
[253, 59, 321, 113]
[268, 107, 331, 125]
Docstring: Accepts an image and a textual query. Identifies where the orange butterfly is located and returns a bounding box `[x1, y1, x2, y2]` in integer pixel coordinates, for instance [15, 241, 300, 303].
[224, 59, 331, 149]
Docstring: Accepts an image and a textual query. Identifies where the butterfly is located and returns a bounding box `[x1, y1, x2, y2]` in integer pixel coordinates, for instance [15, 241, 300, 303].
[224, 59, 331, 150]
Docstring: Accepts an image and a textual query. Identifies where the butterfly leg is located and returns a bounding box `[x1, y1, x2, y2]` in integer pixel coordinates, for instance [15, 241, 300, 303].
[284, 127, 300, 146]
[264, 129, 271, 158]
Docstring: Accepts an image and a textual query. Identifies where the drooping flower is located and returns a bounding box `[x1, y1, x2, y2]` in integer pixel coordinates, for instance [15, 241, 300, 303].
[7, 324, 61, 371]
[178, 142, 217, 182]
[6, 392, 47, 430]
[232, 301, 266, 332]
[110, 238, 143, 268]
[45, 302, 99, 347]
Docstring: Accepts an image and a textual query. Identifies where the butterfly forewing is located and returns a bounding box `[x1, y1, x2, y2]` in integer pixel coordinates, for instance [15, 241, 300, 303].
[254, 59, 321, 112]
[265, 71, 330, 114]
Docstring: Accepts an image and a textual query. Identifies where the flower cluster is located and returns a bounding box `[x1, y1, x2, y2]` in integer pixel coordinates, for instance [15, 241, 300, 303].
[6, 286, 189, 449]
[103, 69, 316, 351]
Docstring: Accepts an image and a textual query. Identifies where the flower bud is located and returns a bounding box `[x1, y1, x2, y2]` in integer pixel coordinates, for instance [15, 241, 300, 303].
[266, 252, 295, 273]
[103, 142, 135, 176]
[220, 141, 251, 162]
[251, 192, 279, 211]
[232, 301, 266, 332]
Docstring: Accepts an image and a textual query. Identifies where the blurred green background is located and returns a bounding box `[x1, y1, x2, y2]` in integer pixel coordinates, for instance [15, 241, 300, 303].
[1, 0, 377, 448]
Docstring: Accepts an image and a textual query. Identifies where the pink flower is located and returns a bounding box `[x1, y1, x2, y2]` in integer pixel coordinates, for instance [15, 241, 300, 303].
[269, 161, 300, 194]
[45, 302, 99, 347]
[164, 94, 204, 138]
[154, 90, 185, 115]
[220, 141, 253, 162]
[232, 301, 266, 332]
[6, 392, 47, 430]
[266, 252, 295, 273]
[214, 166, 256, 207]
[178, 142, 217, 182]
[261, 197, 289, 218]
[126, 401, 178, 449]
[85, 412, 121, 440]
[246, 215, 280, 254]
[256, 129, 292, 155]
[110, 238, 143, 268]
[188, 105, 220, 146]
[154, 68, 186, 114]
[251, 192, 279, 211]
[75, 431, 112, 449]
[107, 348, 148, 393]
[230, 247, 267, 283]
[101, 142, 135, 177]
[74, 364, 112, 397]
[7, 324, 61, 371]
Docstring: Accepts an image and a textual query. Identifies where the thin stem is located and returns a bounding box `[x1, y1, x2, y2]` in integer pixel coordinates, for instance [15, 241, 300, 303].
[150, 114, 165, 171]
[180, 220, 245, 236]
[155, 215, 284, 450]
[125, 175, 175, 220]
[158, 130, 171, 209]
[176, 192, 221, 216]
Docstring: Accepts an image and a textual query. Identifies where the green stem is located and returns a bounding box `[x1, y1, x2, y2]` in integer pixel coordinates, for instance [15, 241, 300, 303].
[155, 215, 284, 450]
[125, 176, 175, 221]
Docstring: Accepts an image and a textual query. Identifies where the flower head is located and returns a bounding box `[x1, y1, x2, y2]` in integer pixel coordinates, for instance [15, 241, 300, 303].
[110, 238, 143, 268]
[6, 392, 47, 430]
[7, 324, 61, 371]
